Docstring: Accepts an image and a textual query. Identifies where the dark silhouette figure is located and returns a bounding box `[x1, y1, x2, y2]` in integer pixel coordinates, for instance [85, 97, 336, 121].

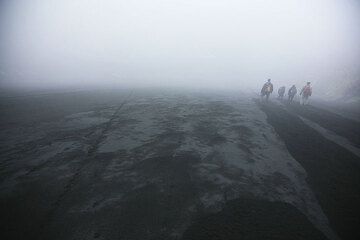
[288, 85, 297, 102]
[261, 79, 274, 101]
[278, 86, 286, 100]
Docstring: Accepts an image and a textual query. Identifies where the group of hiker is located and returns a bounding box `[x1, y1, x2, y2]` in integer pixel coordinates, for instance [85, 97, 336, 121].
[261, 79, 312, 105]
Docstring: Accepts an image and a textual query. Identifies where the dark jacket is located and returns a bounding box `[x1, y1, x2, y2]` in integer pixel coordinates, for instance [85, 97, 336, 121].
[278, 86, 286, 95]
[288, 86, 297, 96]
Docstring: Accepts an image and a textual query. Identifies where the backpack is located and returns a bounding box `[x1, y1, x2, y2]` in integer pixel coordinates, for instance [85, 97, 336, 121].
[303, 86, 312, 96]
[266, 85, 271, 93]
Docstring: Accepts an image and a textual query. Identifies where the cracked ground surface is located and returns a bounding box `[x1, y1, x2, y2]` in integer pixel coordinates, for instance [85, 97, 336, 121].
[0, 89, 359, 240]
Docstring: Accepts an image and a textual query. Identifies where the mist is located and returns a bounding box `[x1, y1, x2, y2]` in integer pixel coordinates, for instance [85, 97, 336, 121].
[2, 2, 360, 239]
[0, 0, 359, 96]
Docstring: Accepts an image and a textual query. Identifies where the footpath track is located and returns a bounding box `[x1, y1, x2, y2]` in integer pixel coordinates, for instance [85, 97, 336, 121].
[258, 100, 360, 240]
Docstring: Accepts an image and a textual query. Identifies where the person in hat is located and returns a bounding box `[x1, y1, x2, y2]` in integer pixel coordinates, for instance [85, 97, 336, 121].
[300, 82, 312, 105]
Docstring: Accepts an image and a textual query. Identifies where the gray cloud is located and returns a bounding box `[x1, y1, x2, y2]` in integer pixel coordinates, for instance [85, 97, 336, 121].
[0, 0, 359, 95]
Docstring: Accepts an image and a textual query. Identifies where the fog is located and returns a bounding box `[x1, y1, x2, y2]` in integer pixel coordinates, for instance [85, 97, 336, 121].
[0, 0, 359, 96]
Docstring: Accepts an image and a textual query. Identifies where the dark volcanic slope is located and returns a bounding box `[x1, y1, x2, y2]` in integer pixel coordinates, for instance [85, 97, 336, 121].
[285, 103, 360, 148]
[259, 101, 360, 240]
[182, 198, 327, 240]
[0, 91, 351, 240]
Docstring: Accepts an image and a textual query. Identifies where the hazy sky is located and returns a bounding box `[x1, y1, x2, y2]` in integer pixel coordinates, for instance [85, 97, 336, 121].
[0, 0, 359, 94]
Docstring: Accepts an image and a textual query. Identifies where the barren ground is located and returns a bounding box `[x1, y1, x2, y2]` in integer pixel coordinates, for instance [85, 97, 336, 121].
[0, 89, 359, 240]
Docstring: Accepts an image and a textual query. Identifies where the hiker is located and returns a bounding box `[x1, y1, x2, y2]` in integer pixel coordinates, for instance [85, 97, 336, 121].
[300, 82, 312, 105]
[288, 85, 297, 102]
[261, 79, 273, 101]
[278, 86, 286, 100]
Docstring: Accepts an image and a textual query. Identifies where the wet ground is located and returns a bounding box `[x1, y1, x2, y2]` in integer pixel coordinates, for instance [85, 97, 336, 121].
[0, 89, 359, 240]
